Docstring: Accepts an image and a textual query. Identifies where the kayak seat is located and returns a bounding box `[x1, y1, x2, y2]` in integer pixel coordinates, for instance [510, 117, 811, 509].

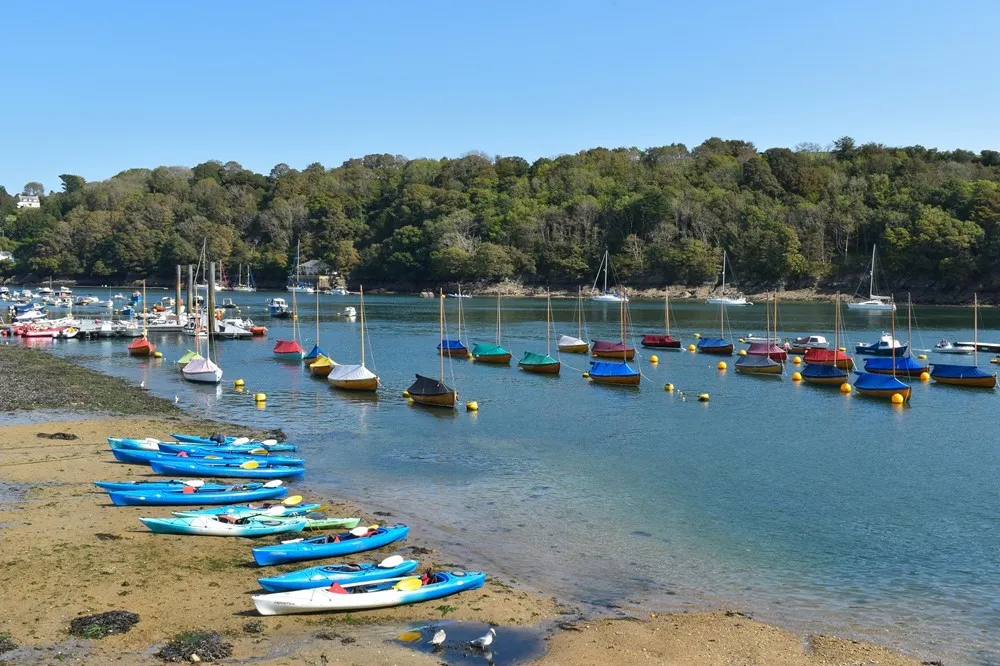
[182, 486, 195, 494]
[328, 582, 348, 594]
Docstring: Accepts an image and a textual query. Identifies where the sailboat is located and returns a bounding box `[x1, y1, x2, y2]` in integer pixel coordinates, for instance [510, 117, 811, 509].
[745, 293, 787, 360]
[847, 245, 895, 311]
[864, 294, 927, 377]
[930, 294, 997, 388]
[706, 251, 750, 306]
[127, 280, 156, 357]
[697, 302, 734, 354]
[641, 289, 681, 349]
[408, 290, 458, 407]
[286, 241, 315, 293]
[854, 296, 911, 400]
[736, 293, 782, 374]
[801, 294, 850, 386]
[328, 286, 380, 391]
[273, 244, 305, 361]
[182, 300, 223, 384]
[177, 349, 203, 370]
[472, 294, 512, 364]
[590, 250, 628, 302]
[232, 264, 257, 293]
[557, 287, 589, 353]
[303, 287, 327, 366]
[438, 286, 469, 357]
[519, 292, 561, 374]
[588, 293, 640, 386]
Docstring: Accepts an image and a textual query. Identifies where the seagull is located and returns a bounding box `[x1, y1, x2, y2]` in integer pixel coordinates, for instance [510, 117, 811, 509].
[174, 396, 180, 404]
[428, 629, 446, 647]
[469, 627, 495, 650]
[140, 381, 145, 389]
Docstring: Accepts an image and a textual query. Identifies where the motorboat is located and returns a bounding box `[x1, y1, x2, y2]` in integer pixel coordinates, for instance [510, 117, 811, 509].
[934, 339, 975, 355]
[784, 335, 830, 354]
[855, 333, 907, 356]
[268, 298, 291, 318]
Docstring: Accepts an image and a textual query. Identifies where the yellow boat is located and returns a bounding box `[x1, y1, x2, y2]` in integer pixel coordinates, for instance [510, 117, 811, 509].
[558, 287, 589, 354]
[310, 355, 335, 377]
[328, 288, 380, 392]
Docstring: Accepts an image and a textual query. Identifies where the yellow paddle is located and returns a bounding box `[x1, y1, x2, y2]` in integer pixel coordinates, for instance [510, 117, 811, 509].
[249, 448, 269, 455]
[240, 460, 260, 470]
[281, 495, 303, 506]
[393, 577, 422, 591]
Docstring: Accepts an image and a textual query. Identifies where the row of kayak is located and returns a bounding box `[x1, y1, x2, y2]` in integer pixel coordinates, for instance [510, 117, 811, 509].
[97, 431, 488, 614]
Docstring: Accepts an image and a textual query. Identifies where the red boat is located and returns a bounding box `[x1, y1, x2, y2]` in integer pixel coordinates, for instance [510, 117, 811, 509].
[641, 334, 680, 349]
[746, 342, 787, 361]
[591, 340, 635, 360]
[273, 339, 304, 360]
[128, 337, 157, 356]
[250, 325, 268, 336]
[803, 347, 854, 370]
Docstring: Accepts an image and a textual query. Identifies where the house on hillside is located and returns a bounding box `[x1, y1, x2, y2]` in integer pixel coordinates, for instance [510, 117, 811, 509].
[0, 251, 14, 263]
[16, 194, 40, 208]
[298, 259, 330, 277]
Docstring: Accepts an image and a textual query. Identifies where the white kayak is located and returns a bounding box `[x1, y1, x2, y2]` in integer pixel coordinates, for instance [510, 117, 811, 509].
[252, 571, 486, 615]
[139, 513, 308, 537]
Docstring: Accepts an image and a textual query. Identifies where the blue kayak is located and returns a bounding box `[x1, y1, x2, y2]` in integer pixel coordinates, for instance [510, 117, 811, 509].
[173, 502, 323, 518]
[252, 524, 409, 566]
[171, 434, 297, 451]
[107, 483, 287, 506]
[258, 558, 420, 592]
[156, 442, 298, 457]
[109, 438, 299, 456]
[149, 459, 306, 480]
[110, 447, 305, 467]
[94, 480, 230, 492]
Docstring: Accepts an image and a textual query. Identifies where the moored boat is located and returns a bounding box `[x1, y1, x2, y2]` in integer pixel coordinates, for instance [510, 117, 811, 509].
[930, 294, 997, 389]
[590, 250, 628, 302]
[407, 374, 457, 407]
[177, 349, 202, 369]
[139, 514, 309, 537]
[641, 290, 681, 349]
[438, 286, 469, 357]
[784, 335, 829, 355]
[182, 357, 223, 384]
[697, 337, 733, 355]
[309, 355, 335, 377]
[251, 524, 409, 566]
[804, 348, 854, 370]
[855, 333, 906, 356]
[853, 372, 912, 401]
[303, 287, 326, 366]
[257, 556, 420, 593]
[800, 363, 848, 385]
[588, 360, 640, 386]
[557, 287, 589, 353]
[934, 339, 974, 355]
[591, 340, 634, 360]
[706, 251, 750, 306]
[846, 245, 896, 311]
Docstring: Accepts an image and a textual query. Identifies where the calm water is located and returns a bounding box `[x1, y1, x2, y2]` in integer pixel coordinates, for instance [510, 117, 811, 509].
[33, 291, 1000, 664]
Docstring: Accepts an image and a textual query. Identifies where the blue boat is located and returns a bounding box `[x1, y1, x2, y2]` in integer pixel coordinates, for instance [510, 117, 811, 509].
[94, 480, 231, 492]
[149, 459, 306, 480]
[587, 361, 640, 386]
[437, 338, 468, 357]
[855, 333, 907, 357]
[929, 363, 998, 388]
[107, 483, 287, 506]
[257, 558, 420, 592]
[800, 363, 848, 386]
[303, 344, 326, 366]
[697, 337, 734, 354]
[110, 447, 305, 467]
[252, 524, 409, 566]
[155, 442, 299, 458]
[863, 355, 927, 377]
[853, 372, 912, 401]
[170, 434, 297, 451]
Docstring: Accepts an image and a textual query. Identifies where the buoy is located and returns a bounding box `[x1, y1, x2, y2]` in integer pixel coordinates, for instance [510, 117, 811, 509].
[402, 390, 410, 398]
[717, 361, 727, 370]
[650, 355, 659, 364]
[918, 354, 927, 360]
[891, 392, 904, 404]
[687, 344, 696, 352]
[466, 401, 478, 411]
[254, 393, 266, 402]
[792, 371, 802, 381]
[255, 401, 266, 410]
[466, 353, 474, 360]
[234, 378, 245, 387]
[793, 356, 802, 364]
[840, 383, 851, 393]
[920, 371, 930, 382]
[698, 393, 710, 402]
[838, 347, 846, 352]
[664, 383, 674, 392]
[738, 337, 745, 343]
[582, 372, 590, 378]
[693, 333, 701, 339]
[153, 351, 162, 358]
[738, 349, 747, 356]
[235, 386, 244, 393]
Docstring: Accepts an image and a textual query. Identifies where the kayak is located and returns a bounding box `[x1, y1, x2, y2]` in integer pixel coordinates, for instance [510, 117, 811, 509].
[107, 483, 287, 507]
[156, 442, 298, 457]
[110, 447, 305, 467]
[252, 571, 486, 615]
[140, 514, 308, 537]
[94, 480, 229, 492]
[252, 524, 409, 566]
[171, 434, 297, 451]
[149, 459, 306, 480]
[258, 558, 420, 592]
[173, 502, 324, 518]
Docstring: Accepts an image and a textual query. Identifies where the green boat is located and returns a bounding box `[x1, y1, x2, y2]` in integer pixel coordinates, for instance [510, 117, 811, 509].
[178, 349, 203, 369]
[518, 293, 561, 375]
[472, 294, 512, 364]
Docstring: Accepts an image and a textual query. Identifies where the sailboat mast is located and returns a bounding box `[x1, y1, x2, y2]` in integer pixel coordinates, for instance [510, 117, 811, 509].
[496, 293, 501, 345]
[439, 290, 445, 381]
[546, 292, 552, 356]
[360, 286, 365, 367]
[664, 288, 669, 335]
[315, 287, 320, 346]
[141, 280, 148, 338]
[603, 251, 609, 294]
[577, 286, 583, 339]
[721, 252, 726, 294]
[773, 291, 778, 343]
[870, 245, 877, 300]
[457, 286, 463, 343]
[719, 302, 724, 339]
[907, 293, 912, 349]
[974, 293, 979, 366]
[765, 292, 771, 344]
[890, 293, 897, 378]
[834, 293, 839, 356]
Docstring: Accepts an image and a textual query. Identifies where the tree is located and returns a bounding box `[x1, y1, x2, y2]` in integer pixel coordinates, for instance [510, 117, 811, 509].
[23, 182, 44, 196]
[59, 174, 86, 193]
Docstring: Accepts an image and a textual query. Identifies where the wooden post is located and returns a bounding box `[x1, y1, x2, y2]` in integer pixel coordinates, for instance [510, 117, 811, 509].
[186, 264, 194, 318]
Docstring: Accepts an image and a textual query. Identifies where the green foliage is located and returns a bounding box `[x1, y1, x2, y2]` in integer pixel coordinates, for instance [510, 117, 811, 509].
[6, 140, 1000, 289]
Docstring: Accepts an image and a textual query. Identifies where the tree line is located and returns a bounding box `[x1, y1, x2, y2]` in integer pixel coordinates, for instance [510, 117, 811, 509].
[2, 137, 1000, 294]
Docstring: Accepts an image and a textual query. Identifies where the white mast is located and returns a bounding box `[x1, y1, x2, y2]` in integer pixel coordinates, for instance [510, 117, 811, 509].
[869, 245, 877, 300]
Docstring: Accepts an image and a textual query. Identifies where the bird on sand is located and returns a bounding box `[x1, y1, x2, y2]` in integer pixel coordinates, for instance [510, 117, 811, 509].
[174, 396, 179, 404]
[469, 627, 495, 649]
[428, 629, 446, 646]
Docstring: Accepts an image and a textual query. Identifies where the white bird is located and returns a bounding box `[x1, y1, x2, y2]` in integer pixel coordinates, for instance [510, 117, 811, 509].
[428, 629, 446, 646]
[174, 396, 179, 404]
[469, 627, 495, 649]
[140, 381, 145, 389]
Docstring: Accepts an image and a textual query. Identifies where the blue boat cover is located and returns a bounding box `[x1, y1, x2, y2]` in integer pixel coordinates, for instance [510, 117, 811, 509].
[303, 344, 325, 361]
[697, 337, 730, 349]
[437, 338, 467, 351]
[929, 364, 994, 379]
[801, 364, 847, 379]
[589, 361, 638, 377]
[853, 372, 910, 391]
[864, 356, 927, 372]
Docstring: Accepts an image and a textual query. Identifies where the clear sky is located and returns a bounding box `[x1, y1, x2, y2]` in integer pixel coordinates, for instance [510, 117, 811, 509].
[3, 0, 998, 193]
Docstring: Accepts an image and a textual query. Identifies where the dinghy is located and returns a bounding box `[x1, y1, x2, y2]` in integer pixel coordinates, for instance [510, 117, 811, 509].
[257, 555, 419, 592]
[252, 524, 409, 566]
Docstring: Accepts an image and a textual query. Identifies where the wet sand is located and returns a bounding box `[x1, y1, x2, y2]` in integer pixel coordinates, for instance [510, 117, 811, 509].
[0, 417, 930, 665]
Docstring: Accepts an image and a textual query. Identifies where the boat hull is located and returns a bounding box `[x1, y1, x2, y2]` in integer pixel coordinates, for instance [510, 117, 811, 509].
[589, 373, 640, 386]
[801, 374, 848, 386]
[734, 363, 782, 375]
[128, 340, 156, 356]
[865, 366, 926, 378]
[149, 459, 305, 480]
[640, 335, 680, 349]
[439, 347, 469, 357]
[931, 375, 998, 388]
[107, 485, 287, 506]
[473, 352, 511, 364]
[409, 392, 457, 407]
[855, 345, 908, 357]
[329, 377, 379, 391]
[697, 345, 733, 355]
[519, 361, 561, 375]
[854, 386, 912, 401]
[591, 349, 635, 360]
[557, 343, 589, 353]
[140, 516, 307, 537]
[251, 525, 409, 566]
[257, 560, 420, 593]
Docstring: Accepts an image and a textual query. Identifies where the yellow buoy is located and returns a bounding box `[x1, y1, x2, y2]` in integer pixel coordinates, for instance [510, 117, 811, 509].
[891, 392, 904, 404]
[838, 347, 846, 352]
[254, 393, 266, 402]
[693, 333, 701, 339]
[917, 354, 927, 360]
[919, 371, 930, 382]
[235, 386, 244, 393]
[153, 351, 163, 358]
[650, 355, 659, 364]
[738, 349, 747, 356]
[466, 353, 474, 360]
[234, 378, 245, 387]
[255, 401, 266, 410]
[717, 361, 727, 371]
[793, 356, 802, 364]
[738, 337, 745, 343]
[687, 344, 696, 352]
[664, 383, 674, 392]
[698, 393, 710, 402]
[402, 390, 410, 398]
[582, 372, 590, 378]
[792, 371, 802, 381]
[840, 383, 851, 393]
[466, 401, 478, 411]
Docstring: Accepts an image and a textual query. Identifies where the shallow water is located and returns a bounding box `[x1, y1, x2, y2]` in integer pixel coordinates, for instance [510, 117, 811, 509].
[35, 291, 1000, 663]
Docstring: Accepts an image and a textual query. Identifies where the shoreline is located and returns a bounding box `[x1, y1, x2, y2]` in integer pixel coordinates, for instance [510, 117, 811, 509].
[0, 348, 934, 664]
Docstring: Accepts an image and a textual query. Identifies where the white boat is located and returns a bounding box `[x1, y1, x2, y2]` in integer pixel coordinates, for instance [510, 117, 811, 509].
[182, 357, 223, 383]
[934, 339, 975, 355]
[328, 287, 379, 391]
[706, 251, 750, 306]
[783, 335, 829, 352]
[268, 298, 291, 318]
[447, 292, 471, 298]
[232, 265, 257, 293]
[558, 287, 590, 353]
[342, 306, 357, 318]
[96, 321, 116, 337]
[14, 310, 46, 322]
[847, 245, 896, 311]
[590, 250, 628, 302]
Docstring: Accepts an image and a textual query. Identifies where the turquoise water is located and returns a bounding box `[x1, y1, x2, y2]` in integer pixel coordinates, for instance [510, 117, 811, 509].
[36, 292, 1000, 664]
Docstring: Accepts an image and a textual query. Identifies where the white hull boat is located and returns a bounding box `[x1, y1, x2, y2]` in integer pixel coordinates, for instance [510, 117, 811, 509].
[182, 357, 223, 384]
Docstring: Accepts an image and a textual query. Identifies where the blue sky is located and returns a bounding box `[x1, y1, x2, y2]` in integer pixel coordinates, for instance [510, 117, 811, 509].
[3, 0, 998, 193]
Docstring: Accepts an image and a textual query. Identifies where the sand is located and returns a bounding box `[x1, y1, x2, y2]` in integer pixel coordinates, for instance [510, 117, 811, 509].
[0, 417, 929, 665]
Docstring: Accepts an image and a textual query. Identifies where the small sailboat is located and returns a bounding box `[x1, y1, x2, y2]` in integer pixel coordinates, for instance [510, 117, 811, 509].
[557, 286, 589, 353]
[309, 355, 335, 377]
[328, 286, 380, 391]
[744, 293, 787, 360]
[127, 280, 156, 357]
[303, 287, 326, 367]
[854, 296, 911, 401]
[588, 294, 639, 386]
[177, 350, 203, 370]
[641, 289, 681, 349]
[864, 295, 928, 377]
[736, 293, 782, 375]
[519, 293, 561, 374]
[471, 293, 512, 364]
[274, 253, 305, 361]
[847, 245, 895, 311]
[182, 319, 223, 384]
[706, 251, 750, 306]
[697, 302, 734, 354]
[930, 294, 997, 388]
[590, 250, 628, 302]
[802, 294, 850, 386]
[409, 291, 457, 407]
[232, 264, 257, 293]
[590, 340, 635, 360]
[438, 286, 469, 357]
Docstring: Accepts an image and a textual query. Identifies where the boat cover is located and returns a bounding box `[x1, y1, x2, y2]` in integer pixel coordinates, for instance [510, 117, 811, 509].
[183, 358, 221, 375]
[853, 373, 910, 391]
[472, 343, 509, 357]
[327, 364, 377, 382]
[864, 356, 927, 372]
[273, 340, 304, 354]
[519, 351, 558, 366]
[801, 364, 847, 379]
[407, 374, 453, 396]
[437, 339, 467, 351]
[178, 350, 202, 364]
[303, 344, 325, 361]
[641, 334, 679, 346]
[591, 340, 634, 353]
[746, 342, 786, 358]
[929, 364, 995, 380]
[557, 335, 586, 347]
[588, 361, 638, 377]
[804, 348, 851, 363]
[735, 354, 780, 368]
[697, 337, 730, 349]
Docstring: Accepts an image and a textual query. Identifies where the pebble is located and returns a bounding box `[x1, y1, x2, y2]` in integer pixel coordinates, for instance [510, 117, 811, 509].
[189, 654, 201, 663]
